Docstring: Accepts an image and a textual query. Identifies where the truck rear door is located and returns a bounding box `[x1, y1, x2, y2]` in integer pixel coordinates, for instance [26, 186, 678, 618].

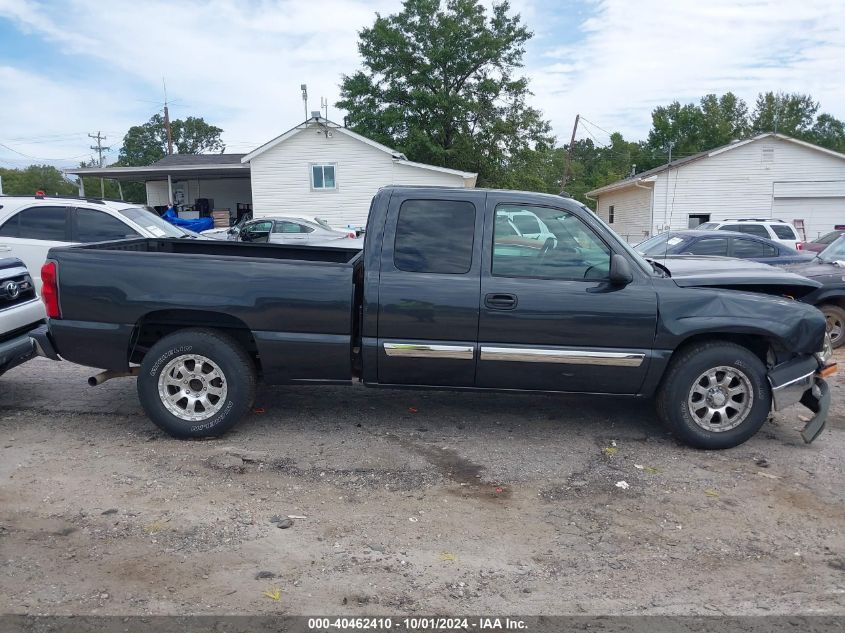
[475, 193, 658, 394]
[376, 191, 485, 386]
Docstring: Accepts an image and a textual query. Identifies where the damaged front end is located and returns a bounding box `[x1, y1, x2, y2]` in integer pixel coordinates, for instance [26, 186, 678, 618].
[653, 256, 835, 444]
[768, 333, 836, 443]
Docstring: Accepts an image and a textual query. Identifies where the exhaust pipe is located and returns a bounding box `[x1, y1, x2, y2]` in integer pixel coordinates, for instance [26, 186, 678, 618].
[88, 367, 140, 386]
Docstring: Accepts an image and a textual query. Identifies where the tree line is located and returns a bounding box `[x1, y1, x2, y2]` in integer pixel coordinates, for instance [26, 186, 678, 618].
[3, 0, 843, 208]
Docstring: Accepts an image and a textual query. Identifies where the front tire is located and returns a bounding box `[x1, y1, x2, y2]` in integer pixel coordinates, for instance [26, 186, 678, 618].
[820, 304, 845, 349]
[138, 328, 256, 438]
[656, 341, 771, 449]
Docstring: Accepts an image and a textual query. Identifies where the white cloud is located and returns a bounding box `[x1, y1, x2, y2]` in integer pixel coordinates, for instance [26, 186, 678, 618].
[0, 65, 139, 168]
[0, 0, 843, 168]
[526, 0, 845, 142]
[0, 0, 400, 166]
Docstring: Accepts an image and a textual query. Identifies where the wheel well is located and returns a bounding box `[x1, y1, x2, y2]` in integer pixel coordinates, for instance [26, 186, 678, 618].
[130, 310, 260, 372]
[673, 332, 777, 366]
[818, 297, 845, 311]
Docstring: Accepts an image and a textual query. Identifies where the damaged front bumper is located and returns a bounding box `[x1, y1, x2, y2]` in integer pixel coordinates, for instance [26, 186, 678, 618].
[768, 355, 834, 443]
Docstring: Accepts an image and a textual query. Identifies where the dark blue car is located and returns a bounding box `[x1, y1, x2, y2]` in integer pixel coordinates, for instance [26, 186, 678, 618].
[635, 230, 814, 266]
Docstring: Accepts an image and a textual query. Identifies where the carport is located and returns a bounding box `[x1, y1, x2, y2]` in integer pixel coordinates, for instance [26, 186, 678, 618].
[65, 154, 252, 223]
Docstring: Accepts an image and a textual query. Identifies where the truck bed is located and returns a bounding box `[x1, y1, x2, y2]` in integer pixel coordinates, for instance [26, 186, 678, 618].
[46, 238, 362, 384]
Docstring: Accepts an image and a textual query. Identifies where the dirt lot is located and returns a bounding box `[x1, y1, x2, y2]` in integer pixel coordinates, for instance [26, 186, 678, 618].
[1, 354, 844, 616]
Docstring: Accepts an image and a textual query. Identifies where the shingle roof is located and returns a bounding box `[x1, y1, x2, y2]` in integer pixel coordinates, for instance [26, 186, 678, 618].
[150, 153, 246, 167]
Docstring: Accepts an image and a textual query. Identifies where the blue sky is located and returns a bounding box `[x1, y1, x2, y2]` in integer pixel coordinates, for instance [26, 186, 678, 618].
[0, 0, 843, 170]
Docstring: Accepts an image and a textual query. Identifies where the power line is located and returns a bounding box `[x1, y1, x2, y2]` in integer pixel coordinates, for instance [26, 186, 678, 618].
[579, 116, 615, 140]
[0, 142, 90, 162]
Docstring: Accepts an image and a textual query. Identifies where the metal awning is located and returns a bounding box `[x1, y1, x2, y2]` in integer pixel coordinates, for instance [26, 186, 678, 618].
[64, 163, 251, 182]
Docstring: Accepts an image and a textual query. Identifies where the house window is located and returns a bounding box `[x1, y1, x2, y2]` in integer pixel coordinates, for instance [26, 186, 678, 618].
[311, 164, 336, 190]
[608, 205, 615, 224]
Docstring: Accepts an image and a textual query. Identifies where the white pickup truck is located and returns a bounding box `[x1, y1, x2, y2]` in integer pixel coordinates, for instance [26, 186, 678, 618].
[0, 258, 45, 375]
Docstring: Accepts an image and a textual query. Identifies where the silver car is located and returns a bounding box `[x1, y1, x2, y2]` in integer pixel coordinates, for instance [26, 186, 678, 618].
[205, 216, 362, 248]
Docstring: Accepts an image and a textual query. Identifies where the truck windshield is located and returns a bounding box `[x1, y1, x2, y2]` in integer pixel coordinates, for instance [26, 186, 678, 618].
[117, 207, 185, 238]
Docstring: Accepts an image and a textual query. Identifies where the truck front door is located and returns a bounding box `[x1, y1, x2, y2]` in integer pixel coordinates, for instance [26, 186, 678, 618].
[476, 195, 658, 394]
[376, 191, 485, 386]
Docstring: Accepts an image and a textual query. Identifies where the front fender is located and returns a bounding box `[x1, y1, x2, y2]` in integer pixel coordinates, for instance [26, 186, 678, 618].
[655, 286, 826, 355]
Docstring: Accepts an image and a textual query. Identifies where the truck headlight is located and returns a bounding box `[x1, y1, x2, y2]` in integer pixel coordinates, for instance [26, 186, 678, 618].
[816, 332, 834, 365]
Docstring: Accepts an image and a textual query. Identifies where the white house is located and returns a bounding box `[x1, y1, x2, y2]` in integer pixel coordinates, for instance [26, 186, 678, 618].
[587, 133, 845, 243]
[243, 116, 477, 227]
[67, 115, 477, 228]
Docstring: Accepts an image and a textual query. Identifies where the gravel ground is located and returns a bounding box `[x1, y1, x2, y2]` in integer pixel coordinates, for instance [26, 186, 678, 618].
[0, 355, 843, 616]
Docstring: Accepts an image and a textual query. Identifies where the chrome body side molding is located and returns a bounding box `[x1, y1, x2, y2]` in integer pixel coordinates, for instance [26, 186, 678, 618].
[383, 343, 475, 360]
[479, 346, 645, 367]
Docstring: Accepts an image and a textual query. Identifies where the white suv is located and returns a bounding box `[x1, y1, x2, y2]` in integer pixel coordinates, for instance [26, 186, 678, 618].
[0, 194, 191, 294]
[697, 219, 803, 250]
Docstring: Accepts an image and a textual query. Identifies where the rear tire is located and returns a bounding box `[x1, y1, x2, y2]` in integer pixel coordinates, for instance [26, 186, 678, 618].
[819, 304, 845, 349]
[138, 328, 256, 438]
[656, 341, 770, 449]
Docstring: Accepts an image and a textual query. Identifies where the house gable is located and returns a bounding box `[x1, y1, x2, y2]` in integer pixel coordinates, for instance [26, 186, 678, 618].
[247, 120, 475, 226]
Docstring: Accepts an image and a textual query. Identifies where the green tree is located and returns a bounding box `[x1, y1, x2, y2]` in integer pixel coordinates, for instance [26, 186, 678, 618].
[698, 93, 749, 146]
[0, 164, 77, 196]
[117, 114, 224, 166]
[750, 92, 818, 136]
[646, 92, 749, 161]
[337, 0, 554, 188]
[806, 113, 845, 152]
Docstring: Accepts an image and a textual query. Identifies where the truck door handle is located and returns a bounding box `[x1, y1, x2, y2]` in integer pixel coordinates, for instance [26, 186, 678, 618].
[485, 293, 517, 310]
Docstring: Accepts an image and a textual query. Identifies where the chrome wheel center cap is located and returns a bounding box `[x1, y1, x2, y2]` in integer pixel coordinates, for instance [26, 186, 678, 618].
[708, 388, 728, 407]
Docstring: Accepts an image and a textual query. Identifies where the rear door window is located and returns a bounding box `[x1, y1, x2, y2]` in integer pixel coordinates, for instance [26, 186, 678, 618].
[771, 224, 798, 240]
[732, 238, 777, 258]
[74, 208, 140, 242]
[0, 206, 70, 240]
[684, 237, 728, 256]
[720, 224, 770, 239]
[393, 199, 476, 274]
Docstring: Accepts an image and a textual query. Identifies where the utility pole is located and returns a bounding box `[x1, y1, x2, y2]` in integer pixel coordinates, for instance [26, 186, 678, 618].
[164, 104, 173, 155]
[88, 131, 110, 197]
[321, 97, 328, 120]
[662, 141, 675, 233]
[561, 113, 580, 192]
[301, 84, 308, 120]
[163, 78, 173, 155]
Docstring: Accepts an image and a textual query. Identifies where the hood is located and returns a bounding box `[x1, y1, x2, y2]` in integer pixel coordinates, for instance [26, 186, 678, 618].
[653, 256, 821, 296]
[784, 259, 843, 279]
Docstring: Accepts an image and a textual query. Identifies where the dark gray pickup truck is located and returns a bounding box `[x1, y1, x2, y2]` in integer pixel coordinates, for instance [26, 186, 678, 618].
[34, 187, 835, 449]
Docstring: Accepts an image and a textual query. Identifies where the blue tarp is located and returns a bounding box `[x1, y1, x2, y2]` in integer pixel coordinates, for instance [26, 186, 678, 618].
[162, 208, 214, 232]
